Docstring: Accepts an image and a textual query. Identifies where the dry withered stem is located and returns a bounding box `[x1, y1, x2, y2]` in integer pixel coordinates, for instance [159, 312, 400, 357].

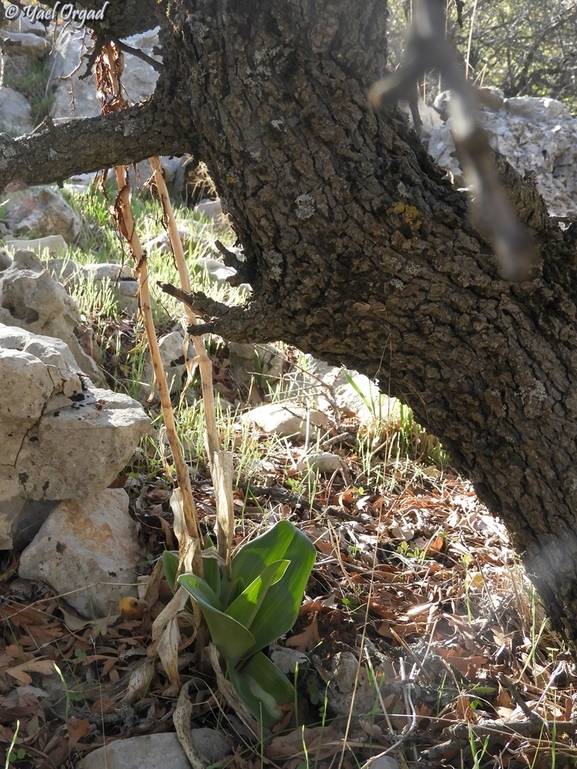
[100, 43, 203, 573]
[149, 156, 234, 564]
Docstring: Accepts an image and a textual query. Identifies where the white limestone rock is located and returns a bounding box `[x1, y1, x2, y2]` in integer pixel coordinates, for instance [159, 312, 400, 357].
[327, 650, 382, 716]
[0, 325, 150, 548]
[45, 256, 79, 283]
[80, 263, 133, 281]
[2, 14, 46, 35]
[297, 452, 342, 474]
[427, 92, 577, 218]
[19, 490, 144, 617]
[228, 342, 284, 389]
[195, 256, 237, 284]
[0, 250, 12, 270]
[112, 279, 139, 315]
[4, 235, 69, 257]
[0, 30, 51, 57]
[194, 198, 223, 221]
[0, 86, 33, 134]
[0, 249, 99, 379]
[142, 225, 193, 255]
[6, 188, 82, 244]
[76, 263, 138, 315]
[241, 403, 330, 440]
[15, 385, 150, 500]
[138, 327, 192, 400]
[50, 27, 160, 120]
[77, 730, 229, 769]
[299, 357, 398, 423]
[399, 97, 443, 138]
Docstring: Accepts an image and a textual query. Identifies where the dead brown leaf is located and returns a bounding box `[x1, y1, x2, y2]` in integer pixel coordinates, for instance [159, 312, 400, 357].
[67, 717, 91, 747]
[286, 616, 320, 652]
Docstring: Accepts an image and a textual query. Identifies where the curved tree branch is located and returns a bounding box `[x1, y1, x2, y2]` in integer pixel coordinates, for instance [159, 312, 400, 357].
[0, 99, 183, 193]
[158, 283, 282, 342]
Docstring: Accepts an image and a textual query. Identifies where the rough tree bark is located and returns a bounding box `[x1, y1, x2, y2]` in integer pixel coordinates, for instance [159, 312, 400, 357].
[2, 0, 577, 649]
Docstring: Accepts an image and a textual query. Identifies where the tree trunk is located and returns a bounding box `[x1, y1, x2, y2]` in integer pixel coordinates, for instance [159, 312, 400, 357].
[2, 0, 577, 649]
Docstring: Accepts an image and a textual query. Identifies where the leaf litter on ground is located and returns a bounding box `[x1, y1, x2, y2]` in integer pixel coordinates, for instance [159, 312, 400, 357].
[3, 452, 577, 767]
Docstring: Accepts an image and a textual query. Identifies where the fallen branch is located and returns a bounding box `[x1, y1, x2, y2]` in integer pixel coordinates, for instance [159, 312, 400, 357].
[421, 718, 577, 761]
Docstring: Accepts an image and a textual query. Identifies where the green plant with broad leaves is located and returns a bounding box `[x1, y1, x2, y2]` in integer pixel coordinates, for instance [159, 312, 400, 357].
[163, 519, 316, 728]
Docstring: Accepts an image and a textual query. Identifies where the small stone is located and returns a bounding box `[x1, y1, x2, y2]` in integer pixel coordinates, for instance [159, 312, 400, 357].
[327, 651, 382, 716]
[242, 403, 330, 440]
[5, 235, 69, 257]
[271, 647, 309, 674]
[80, 263, 133, 281]
[299, 452, 341, 474]
[195, 256, 237, 283]
[143, 225, 192, 254]
[45, 256, 79, 282]
[194, 198, 223, 220]
[367, 758, 401, 769]
[113, 280, 139, 315]
[77, 730, 229, 769]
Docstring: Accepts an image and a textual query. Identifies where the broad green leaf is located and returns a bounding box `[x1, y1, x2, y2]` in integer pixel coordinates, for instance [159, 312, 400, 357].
[226, 560, 289, 629]
[231, 522, 316, 655]
[224, 576, 245, 606]
[230, 519, 295, 584]
[179, 573, 223, 612]
[162, 551, 180, 593]
[179, 573, 256, 661]
[228, 651, 295, 729]
[202, 548, 222, 597]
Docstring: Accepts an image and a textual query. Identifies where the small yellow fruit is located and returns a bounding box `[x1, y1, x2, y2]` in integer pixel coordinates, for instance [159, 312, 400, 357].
[118, 596, 146, 620]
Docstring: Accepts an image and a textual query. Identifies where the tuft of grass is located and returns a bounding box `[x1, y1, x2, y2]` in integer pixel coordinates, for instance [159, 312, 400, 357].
[61, 184, 246, 324]
[69, 275, 121, 319]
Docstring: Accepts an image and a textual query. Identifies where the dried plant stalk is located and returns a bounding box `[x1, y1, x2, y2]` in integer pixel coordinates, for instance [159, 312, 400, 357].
[113, 164, 203, 576]
[150, 156, 234, 563]
[100, 43, 202, 576]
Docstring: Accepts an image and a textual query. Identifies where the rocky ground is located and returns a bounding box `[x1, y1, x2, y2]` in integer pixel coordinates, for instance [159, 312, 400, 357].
[1, 179, 576, 769]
